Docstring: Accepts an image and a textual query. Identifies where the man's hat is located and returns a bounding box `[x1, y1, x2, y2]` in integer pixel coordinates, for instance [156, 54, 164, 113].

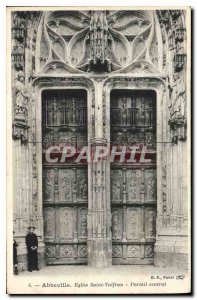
[27, 226, 36, 230]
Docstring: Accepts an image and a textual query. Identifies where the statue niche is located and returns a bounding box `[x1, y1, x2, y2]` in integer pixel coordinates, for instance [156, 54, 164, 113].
[14, 71, 29, 123]
[12, 70, 30, 143]
[168, 76, 186, 143]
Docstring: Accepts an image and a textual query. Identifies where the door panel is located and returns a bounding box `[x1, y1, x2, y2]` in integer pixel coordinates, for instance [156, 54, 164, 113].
[110, 90, 156, 265]
[42, 90, 88, 265]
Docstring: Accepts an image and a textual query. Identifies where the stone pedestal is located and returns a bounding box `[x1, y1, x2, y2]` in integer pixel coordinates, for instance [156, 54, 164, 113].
[154, 236, 189, 269]
[88, 239, 112, 268]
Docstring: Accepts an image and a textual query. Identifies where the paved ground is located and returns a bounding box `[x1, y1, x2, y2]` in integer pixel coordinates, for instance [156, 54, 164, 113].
[19, 264, 188, 277]
[11, 265, 190, 294]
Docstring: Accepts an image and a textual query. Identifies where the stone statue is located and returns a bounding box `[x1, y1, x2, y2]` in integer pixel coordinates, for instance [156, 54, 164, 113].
[171, 76, 186, 118]
[14, 71, 29, 122]
[168, 76, 186, 142]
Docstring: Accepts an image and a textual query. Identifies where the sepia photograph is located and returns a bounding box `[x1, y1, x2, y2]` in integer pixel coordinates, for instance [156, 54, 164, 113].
[6, 5, 191, 294]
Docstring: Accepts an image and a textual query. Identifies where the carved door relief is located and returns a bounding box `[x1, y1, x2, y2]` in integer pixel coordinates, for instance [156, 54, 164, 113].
[42, 89, 88, 265]
[110, 90, 157, 264]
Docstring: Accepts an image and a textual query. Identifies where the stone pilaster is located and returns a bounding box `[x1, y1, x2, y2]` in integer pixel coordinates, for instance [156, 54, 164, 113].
[154, 140, 189, 269]
[88, 138, 112, 268]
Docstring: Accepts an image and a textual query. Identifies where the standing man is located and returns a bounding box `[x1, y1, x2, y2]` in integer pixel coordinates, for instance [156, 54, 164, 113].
[13, 231, 18, 275]
[25, 226, 39, 272]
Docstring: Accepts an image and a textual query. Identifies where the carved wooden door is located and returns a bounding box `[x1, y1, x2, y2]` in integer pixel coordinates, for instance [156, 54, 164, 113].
[110, 90, 157, 264]
[42, 90, 88, 265]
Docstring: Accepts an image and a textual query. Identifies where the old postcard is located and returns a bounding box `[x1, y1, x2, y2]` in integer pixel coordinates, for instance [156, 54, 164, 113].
[7, 6, 191, 294]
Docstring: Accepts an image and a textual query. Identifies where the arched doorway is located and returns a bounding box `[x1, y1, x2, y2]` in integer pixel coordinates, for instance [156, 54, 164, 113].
[42, 89, 88, 265]
[110, 89, 157, 264]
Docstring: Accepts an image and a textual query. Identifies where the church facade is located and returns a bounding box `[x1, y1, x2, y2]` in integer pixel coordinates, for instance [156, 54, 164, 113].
[11, 8, 190, 270]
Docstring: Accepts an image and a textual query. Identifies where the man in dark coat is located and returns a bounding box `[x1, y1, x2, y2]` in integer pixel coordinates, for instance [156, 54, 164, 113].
[25, 226, 39, 272]
[13, 231, 18, 275]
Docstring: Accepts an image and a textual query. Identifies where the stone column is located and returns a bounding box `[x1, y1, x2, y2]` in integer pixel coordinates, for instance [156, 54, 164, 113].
[154, 80, 189, 269]
[12, 70, 31, 271]
[87, 138, 112, 268]
[13, 137, 30, 271]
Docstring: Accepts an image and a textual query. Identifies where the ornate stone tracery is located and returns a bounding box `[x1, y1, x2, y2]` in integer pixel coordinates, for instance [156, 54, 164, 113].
[35, 10, 164, 74]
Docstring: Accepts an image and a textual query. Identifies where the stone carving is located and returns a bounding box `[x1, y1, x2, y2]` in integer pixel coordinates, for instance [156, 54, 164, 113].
[12, 71, 30, 143]
[12, 40, 25, 71]
[36, 10, 161, 74]
[12, 13, 30, 142]
[161, 144, 167, 214]
[14, 71, 29, 120]
[102, 90, 107, 138]
[32, 190, 38, 213]
[26, 12, 41, 76]
[174, 54, 187, 72]
[168, 76, 186, 143]
[157, 9, 187, 72]
[88, 11, 111, 72]
[12, 12, 26, 71]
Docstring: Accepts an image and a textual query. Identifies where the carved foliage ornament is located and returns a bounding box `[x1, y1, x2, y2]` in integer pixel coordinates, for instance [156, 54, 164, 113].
[37, 10, 161, 74]
[157, 10, 186, 72]
[11, 12, 34, 144]
[12, 12, 26, 71]
[168, 76, 186, 143]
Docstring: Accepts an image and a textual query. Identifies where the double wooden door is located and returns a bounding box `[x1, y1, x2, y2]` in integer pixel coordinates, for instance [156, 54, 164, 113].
[110, 90, 157, 264]
[42, 89, 88, 265]
[42, 88, 157, 265]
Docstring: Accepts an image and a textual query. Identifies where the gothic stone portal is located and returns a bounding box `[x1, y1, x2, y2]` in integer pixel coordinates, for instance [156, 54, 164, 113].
[42, 90, 88, 264]
[11, 8, 189, 271]
[42, 89, 157, 265]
